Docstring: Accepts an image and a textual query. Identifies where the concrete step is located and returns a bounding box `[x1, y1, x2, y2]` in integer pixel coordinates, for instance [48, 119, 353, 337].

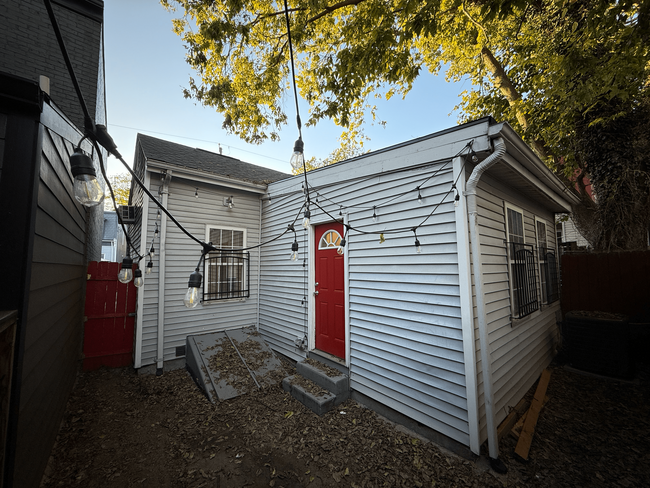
[282, 376, 338, 416]
[283, 358, 350, 415]
[296, 360, 349, 396]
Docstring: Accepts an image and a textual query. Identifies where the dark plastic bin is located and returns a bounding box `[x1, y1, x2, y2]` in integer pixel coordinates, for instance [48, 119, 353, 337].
[563, 311, 634, 379]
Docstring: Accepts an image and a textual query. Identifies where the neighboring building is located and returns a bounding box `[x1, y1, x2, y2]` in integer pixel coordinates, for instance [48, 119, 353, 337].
[102, 211, 125, 262]
[128, 118, 580, 459]
[0, 1, 105, 487]
[557, 214, 591, 249]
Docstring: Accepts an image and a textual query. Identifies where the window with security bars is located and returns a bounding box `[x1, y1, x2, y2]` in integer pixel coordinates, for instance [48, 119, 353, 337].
[505, 206, 561, 320]
[204, 228, 249, 301]
[506, 206, 539, 318]
[508, 241, 540, 318]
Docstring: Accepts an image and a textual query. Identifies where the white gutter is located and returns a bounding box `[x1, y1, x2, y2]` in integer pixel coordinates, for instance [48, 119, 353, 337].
[156, 170, 172, 375]
[465, 137, 507, 466]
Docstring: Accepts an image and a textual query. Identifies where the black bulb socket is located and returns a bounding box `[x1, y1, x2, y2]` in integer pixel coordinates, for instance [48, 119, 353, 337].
[121, 256, 133, 270]
[187, 270, 202, 288]
[291, 241, 299, 252]
[70, 149, 97, 178]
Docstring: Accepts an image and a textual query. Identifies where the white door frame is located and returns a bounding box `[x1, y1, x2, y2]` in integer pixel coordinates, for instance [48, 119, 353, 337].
[306, 213, 350, 367]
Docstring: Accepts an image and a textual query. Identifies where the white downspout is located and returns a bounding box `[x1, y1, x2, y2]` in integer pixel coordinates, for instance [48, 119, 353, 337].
[465, 137, 506, 467]
[156, 171, 171, 375]
[256, 194, 263, 331]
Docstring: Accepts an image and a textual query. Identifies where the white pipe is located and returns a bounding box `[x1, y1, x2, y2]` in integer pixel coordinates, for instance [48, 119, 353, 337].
[465, 137, 506, 461]
[454, 155, 480, 455]
[156, 171, 171, 374]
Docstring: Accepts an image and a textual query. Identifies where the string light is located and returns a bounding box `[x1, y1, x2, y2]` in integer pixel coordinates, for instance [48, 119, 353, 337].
[118, 255, 134, 283]
[336, 225, 349, 255]
[288, 224, 299, 261]
[48, 0, 484, 310]
[195, 187, 199, 199]
[70, 144, 104, 206]
[412, 228, 422, 254]
[146, 260, 153, 275]
[183, 270, 202, 308]
[134, 268, 144, 288]
[372, 206, 377, 222]
[290, 138, 305, 172]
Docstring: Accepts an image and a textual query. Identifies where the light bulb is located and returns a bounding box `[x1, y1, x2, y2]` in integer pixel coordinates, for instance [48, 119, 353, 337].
[184, 270, 202, 308]
[372, 207, 377, 222]
[134, 269, 144, 288]
[291, 240, 299, 261]
[70, 149, 104, 206]
[417, 190, 423, 205]
[183, 287, 201, 308]
[149, 246, 155, 259]
[195, 188, 199, 199]
[146, 261, 153, 274]
[290, 138, 305, 172]
[118, 267, 133, 283]
[118, 256, 133, 283]
[156, 210, 161, 220]
[337, 237, 346, 255]
[74, 175, 104, 206]
[302, 209, 311, 229]
[415, 238, 422, 254]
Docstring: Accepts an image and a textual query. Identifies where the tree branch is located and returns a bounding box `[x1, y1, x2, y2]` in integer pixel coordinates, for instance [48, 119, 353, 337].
[306, 0, 367, 25]
[480, 46, 550, 159]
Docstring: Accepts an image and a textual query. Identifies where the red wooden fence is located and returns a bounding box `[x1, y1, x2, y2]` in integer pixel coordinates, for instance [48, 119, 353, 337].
[561, 251, 650, 322]
[83, 261, 137, 370]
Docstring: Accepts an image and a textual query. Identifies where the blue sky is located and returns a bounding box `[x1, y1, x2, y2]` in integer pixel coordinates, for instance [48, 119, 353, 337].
[104, 1, 468, 176]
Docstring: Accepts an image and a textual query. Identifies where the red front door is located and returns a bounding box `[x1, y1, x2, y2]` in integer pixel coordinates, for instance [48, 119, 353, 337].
[314, 222, 345, 359]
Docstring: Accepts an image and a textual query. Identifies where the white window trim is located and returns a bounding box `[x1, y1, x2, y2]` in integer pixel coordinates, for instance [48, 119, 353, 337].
[535, 216, 549, 306]
[203, 225, 248, 304]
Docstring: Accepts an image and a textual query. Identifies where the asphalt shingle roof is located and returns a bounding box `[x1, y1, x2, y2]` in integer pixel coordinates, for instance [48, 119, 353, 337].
[137, 134, 290, 186]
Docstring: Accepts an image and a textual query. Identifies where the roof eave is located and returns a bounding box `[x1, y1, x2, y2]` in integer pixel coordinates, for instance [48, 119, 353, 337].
[488, 122, 581, 210]
[146, 159, 270, 193]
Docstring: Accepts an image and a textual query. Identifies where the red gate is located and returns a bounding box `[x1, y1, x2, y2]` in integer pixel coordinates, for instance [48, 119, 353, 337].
[83, 261, 137, 370]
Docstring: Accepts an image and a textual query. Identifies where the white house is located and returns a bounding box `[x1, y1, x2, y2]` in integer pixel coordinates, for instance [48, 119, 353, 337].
[128, 117, 579, 459]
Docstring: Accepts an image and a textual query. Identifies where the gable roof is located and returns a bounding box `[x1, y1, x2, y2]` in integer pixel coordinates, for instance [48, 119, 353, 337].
[136, 133, 290, 186]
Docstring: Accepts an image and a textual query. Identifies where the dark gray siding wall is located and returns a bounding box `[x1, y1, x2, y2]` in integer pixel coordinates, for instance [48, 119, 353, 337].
[12, 104, 88, 488]
[0, 0, 103, 130]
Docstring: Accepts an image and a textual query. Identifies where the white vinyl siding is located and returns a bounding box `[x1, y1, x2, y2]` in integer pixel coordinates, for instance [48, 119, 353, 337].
[136, 175, 262, 366]
[261, 126, 489, 447]
[473, 173, 560, 444]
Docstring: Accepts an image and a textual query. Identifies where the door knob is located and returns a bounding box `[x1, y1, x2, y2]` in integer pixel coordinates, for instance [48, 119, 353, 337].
[313, 291, 319, 296]
[315, 282, 319, 287]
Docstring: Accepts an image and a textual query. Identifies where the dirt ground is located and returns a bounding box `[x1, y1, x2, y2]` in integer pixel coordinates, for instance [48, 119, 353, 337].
[40, 358, 650, 488]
